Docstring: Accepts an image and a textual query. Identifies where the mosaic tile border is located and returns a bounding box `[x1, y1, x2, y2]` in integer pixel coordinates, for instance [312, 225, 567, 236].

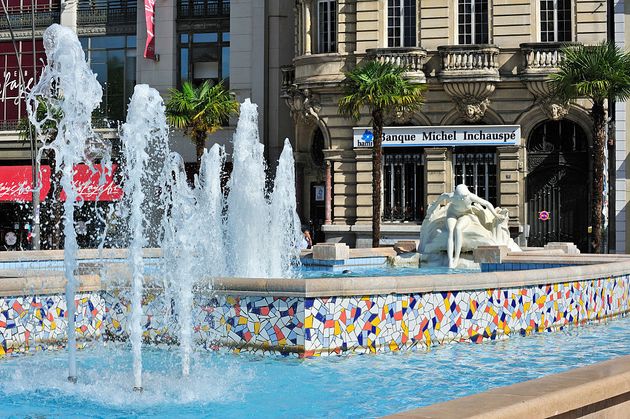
[1, 274, 629, 357]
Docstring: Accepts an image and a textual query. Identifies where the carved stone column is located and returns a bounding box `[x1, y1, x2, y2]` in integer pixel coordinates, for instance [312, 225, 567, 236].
[304, 0, 312, 55]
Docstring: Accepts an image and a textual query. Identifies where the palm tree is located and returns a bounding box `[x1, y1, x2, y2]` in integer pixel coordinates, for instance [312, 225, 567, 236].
[338, 60, 426, 248]
[165, 80, 239, 166]
[551, 42, 630, 253]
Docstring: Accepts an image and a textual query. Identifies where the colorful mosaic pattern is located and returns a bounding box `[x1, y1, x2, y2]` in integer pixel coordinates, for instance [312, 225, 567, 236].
[303, 276, 630, 356]
[0, 293, 105, 356]
[103, 293, 304, 353]
[1, 275, 629, 357]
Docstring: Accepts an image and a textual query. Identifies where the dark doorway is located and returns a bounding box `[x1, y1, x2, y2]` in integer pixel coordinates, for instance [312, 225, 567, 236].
[526, 120, 590, 251]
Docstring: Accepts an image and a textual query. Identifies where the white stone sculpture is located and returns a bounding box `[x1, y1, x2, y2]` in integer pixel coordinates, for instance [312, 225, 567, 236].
[419, 184, 521, 268]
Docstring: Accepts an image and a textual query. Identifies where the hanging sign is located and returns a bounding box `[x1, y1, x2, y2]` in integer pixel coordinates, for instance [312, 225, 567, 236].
[353, 125, 521, 148]
[144, 0, 156, 60]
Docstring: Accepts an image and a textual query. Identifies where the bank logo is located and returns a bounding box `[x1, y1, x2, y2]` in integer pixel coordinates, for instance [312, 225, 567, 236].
[361, 130, 374, 143]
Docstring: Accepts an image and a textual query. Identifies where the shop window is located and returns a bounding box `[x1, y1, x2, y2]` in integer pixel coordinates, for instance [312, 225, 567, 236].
[317, 0, 337, 53]
[458, 0, 489, 45]
[453, 148, 497, 204]
[387, 0, 416, 48]
[383, 152, 425, 222]
[178, 31, 230, 87]
[80, 35, 137, 125]
[540, 0, 571, 42]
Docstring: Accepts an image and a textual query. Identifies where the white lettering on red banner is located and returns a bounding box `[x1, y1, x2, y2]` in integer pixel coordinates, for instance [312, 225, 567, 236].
[60, 164, 124, 202]
[0, 166, 51, 202]
[144, 0, 156, 60]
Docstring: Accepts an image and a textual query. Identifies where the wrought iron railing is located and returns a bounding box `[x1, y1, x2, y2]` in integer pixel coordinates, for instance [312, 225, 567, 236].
[77, 0, 137, 27]
[0, 120, 20, 131]
[177, 0, 230, 19]
[0, 4, 60, 31]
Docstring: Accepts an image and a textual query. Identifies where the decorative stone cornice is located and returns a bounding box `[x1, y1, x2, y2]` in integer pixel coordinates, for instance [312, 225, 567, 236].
[443, 82, 496, 123]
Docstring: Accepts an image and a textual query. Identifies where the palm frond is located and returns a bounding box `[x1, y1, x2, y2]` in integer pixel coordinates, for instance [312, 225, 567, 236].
[165, 80, 239, 145]
[338, 60, 426, 122]
[551, 41, 630, 103]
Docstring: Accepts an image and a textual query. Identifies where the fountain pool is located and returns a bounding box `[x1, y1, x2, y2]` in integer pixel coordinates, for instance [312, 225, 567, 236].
[1, 315, 629, 417]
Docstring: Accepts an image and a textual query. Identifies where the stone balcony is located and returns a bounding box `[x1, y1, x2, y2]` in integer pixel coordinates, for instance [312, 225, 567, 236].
[437, 44, 500, 82]
[365, 47, 428, 83]
[519, 42, 580, 120]
[437, 45, 500, 123]
[519, 42, 579, 81]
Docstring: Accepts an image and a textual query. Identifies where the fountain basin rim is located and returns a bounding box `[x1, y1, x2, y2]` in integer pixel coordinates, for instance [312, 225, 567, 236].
[2, 251, 630, 298]
[209, 258, 630, 297]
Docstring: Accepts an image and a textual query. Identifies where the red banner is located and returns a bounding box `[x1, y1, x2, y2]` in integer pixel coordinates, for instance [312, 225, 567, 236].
[60, 164, 124, 202]
[0, 165, 51, 202]
[144, 0, 156, 60]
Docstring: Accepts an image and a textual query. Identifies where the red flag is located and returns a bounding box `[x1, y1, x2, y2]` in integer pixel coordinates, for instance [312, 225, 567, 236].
[144, 0, 156, 60]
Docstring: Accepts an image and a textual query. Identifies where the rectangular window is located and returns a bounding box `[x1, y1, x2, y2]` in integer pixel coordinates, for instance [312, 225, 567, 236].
[81, 35, 137, 125]
[388, 0, 416, 47]
[453, 150, 497, 204]
[458, 0, 488, 44]
[178, 30, 230, 88]
[317, 0, 337, 53]
[540, 0, 571, 42]
[383, 152, 425, 222]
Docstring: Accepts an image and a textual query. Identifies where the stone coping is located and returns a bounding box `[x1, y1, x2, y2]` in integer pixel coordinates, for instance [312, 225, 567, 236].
[0, 273, 101, 297]
[1, 249, 630, 298]
[0, 248, 162, 262]
[388, 354, 630, 418]
[209, 259, 630, 297]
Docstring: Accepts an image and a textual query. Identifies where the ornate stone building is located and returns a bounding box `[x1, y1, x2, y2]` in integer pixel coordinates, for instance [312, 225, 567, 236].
[283, 0, 628, 251]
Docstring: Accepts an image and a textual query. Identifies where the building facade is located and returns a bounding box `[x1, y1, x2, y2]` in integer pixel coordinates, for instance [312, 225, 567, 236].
[283, 0, 630, 251]
[0, 0, 294, 249]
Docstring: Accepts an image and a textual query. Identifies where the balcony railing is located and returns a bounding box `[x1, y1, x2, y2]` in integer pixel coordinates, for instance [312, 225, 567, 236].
[520, 42, 580, 77]
[177, 0, 230, 19]
[0, 5, 60, 32]
[366, 47, 427, 72]
[280, 65, 295, 94]
[438, 45, 500, 81]
[77, 0, 137, 27]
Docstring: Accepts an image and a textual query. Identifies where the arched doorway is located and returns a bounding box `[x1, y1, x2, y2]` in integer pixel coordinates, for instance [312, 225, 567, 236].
[526, 120, 589, 251]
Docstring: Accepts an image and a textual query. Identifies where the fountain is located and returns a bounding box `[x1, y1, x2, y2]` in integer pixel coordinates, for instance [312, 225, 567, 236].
[26, 23, 109, 383]
[3, 21, 630, 417]
[119, 84, 171, 391]
[24, 24, 302, 386]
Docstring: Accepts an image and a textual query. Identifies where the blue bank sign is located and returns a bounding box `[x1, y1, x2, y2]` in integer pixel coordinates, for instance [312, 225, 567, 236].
[353, 125, 521, 148]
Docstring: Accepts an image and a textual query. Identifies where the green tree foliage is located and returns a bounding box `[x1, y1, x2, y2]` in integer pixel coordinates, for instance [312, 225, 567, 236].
[338, 60, 426, 247]
[165, 80, 239, 166]
[551, 42, 630, 252]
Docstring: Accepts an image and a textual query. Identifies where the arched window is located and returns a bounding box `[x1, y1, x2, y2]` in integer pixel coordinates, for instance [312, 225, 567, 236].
[540, 0, 571, 42]
[458, 0, 489, 44]
[387, 0, 416, 47]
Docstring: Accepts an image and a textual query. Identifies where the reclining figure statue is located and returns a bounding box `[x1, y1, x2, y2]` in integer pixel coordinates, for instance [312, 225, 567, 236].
[419, 184, 521, 268]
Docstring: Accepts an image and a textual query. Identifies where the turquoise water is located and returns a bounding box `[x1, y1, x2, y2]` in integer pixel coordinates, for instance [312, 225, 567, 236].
[1, 315, 629, 418]
[0, 259, 476, 278]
